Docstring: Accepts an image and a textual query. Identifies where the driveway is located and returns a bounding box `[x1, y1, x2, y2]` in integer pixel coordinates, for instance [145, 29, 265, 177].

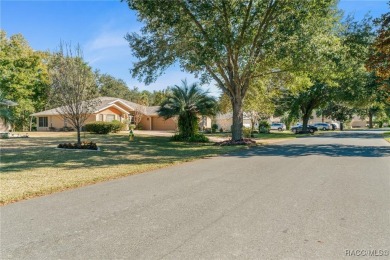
[1, 132, 389, 259]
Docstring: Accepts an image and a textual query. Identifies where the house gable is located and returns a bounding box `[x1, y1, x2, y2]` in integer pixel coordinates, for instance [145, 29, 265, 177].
[108, 99, 137, 111]
[95, 103, 130, 115]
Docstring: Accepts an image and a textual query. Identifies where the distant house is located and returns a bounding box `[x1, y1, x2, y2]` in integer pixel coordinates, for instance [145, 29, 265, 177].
[309, 112, 367, 128]
[31, 97, 179, 131]
[215, 112, 258, 131]
[215, 110, 369, 131]
[0, 99, 17, 132]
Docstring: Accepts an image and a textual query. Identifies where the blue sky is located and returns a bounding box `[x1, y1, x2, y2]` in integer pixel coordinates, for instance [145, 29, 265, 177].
[1, 0, 389, 96]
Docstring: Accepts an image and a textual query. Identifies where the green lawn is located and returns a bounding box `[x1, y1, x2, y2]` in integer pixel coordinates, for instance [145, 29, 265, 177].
[254, 131, 297, 139]
[0, 133, 244, 205]
[384, 132, 390, 143]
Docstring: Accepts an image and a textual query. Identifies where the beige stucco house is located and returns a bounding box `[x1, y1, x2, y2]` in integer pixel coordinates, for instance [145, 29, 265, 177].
[31, 97, 178, 131]
[309, 112, 367, 128]
[215, 112, 254, 131]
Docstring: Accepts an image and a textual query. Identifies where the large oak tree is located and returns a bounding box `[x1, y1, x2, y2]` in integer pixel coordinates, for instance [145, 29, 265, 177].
[0, 30, 50, 130]
[366, 10, 389, 102]
[125, 0, 338, 140]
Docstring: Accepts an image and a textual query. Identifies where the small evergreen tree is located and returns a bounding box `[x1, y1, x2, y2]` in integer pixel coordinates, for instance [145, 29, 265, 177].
[158, 80, 216, 139]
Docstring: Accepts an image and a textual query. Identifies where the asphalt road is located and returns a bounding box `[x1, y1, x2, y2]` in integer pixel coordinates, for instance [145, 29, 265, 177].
[1, 132, 390, 259]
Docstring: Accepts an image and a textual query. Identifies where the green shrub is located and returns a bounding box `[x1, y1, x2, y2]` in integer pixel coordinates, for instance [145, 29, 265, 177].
[58, 141, 98, 150]
[170, 133, 209, 143]
[110, 120, 125, 133]
[170, 133, 184, 141]
[211, 123, 218, 133]
[243, 127, 252, 138]
[85, 122, 112, 134]
[219, 127, 224, 133]
[258, 121, 270, 133]
[188, 134, 209, 143]
[60, 126, 74, 132]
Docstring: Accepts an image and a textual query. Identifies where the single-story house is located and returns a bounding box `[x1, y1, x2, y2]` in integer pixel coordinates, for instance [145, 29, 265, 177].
[31, 97, 180, 131]
[215, 112, 256, 131]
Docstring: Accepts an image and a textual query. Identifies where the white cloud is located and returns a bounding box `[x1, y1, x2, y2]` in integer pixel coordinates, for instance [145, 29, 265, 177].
[87, 31, 128, 51]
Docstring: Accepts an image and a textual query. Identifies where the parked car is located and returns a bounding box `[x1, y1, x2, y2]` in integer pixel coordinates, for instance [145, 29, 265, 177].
[291, 125, 318, 134]
[312, 123, 331, 130]
[270, 123, 286, 131]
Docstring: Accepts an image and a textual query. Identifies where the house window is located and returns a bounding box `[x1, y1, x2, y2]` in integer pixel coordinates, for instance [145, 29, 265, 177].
[128, 113, 135, 124]
[106, 114, 115, 122]
[64, 118, 68, 127]
[39, 117, 48, 127]
[98, 114, 103, 121]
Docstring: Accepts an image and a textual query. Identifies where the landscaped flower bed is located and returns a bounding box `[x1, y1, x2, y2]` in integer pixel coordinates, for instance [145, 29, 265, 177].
[215, 138, 256, 146]
[57, 141, 98, 150]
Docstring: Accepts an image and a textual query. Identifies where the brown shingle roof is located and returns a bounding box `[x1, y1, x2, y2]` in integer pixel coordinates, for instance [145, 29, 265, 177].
[31, 97, 160, 117]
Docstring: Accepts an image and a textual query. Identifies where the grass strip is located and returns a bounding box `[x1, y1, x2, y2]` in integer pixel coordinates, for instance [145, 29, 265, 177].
[0, 133, 244, 205]
[384, 132, 390, 143]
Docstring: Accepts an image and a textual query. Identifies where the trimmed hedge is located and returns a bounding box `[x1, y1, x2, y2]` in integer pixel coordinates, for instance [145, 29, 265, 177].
[58, 142, 98, 150]
[110, 120, 125, 133]
[171, 133, 209, 143]
[85, 121, 125, 134]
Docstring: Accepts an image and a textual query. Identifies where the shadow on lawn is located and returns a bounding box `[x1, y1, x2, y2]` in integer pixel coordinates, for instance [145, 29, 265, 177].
[1, 135, 235, 173]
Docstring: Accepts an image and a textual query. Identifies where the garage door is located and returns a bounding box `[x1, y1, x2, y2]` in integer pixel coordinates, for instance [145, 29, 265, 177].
[152, 117, 177, 131]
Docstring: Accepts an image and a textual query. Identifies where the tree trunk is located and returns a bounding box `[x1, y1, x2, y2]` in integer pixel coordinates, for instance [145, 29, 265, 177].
[368, 110, 373, 128]
[340, 121, 344, 131]
[302, 113, 311, 133]
[231, 97, 243, 141]
[29, 116, 33, 132]
[77, 126, 81, 145]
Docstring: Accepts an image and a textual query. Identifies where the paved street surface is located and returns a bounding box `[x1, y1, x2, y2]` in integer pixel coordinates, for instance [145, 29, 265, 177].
[1, 132, 389, 259]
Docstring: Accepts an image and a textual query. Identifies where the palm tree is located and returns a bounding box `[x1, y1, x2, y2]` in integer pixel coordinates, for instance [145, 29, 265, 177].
[158, 80, 217, 138]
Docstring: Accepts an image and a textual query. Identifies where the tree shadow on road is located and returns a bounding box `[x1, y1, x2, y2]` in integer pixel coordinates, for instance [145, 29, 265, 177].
[230, 144, 390, 158]
[316, 132, 385, 139]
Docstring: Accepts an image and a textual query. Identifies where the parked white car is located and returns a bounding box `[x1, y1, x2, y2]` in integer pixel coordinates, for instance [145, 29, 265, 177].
[312, 123, 331, 130]
[270, 123, 286, 131]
